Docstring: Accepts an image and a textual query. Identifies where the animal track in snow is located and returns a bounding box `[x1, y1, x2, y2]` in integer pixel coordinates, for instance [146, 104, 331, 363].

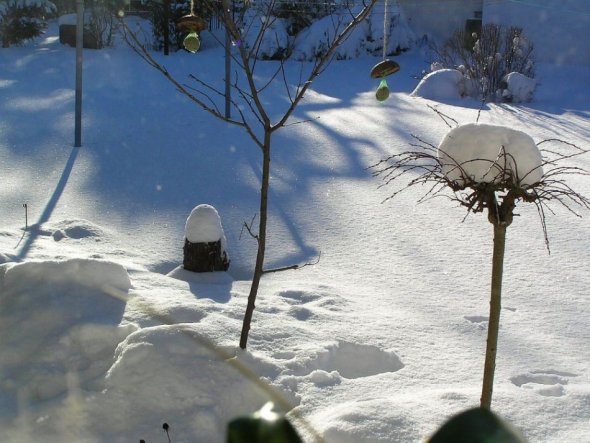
[510, 370, 578, 397]
[463, 315, 489, 330]
[289, 341, 404, 379]
[278, 289, 344, 315]
[464, 315, 488, 324]
[279, 290, 321, 304]
[288, 306, 314, 321]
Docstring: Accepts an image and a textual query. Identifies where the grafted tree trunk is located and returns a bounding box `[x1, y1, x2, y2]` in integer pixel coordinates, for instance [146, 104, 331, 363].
[481, 222, 506, 409]
[481, 192, 514, 409]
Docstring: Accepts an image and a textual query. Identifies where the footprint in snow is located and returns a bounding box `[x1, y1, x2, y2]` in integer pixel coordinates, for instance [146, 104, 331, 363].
[287, 341, 404, 380]
[510, 370, 578, 397]
[278, 289, 343, 314]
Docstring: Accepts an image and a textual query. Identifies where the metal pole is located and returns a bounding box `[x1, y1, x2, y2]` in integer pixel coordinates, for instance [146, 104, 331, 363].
[74, 0, 83, 147]
[224, 20, 231, 118]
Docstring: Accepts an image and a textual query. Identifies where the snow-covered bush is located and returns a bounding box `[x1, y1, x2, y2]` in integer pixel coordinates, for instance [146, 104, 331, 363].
[85, 0, 126, 48]
[363, 0, 413, 57]
[500, 71, 536, 103]
[291, 7, 364, 61]
[271, 0, 348, 35]
[437, 123, 544, 189]
[0, 0, 56, 47]
[239, 9, 290, 60]
[292, 3, 413, 61]
[431, 24, 534, 102]
[411, 68, 476, 101]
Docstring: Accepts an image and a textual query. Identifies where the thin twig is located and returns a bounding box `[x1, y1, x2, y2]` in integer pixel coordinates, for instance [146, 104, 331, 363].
[263, 252, 321, 274]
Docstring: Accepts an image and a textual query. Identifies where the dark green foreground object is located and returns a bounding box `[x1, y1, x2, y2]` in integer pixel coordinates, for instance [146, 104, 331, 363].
[226, 403, 303, 443]
[428, 407, 527, 443]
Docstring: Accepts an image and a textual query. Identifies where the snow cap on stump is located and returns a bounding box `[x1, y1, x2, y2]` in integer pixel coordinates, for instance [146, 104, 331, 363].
[183, 204, 229, 272]
[437, 123, 544, 189]
[185, 204, 227, 245]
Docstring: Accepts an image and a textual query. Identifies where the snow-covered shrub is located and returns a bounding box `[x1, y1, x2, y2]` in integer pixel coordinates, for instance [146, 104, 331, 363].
[239, 8, 290, 60]
[363, 0, 413, 57]
[411, 68, 476, 101]
[291, 3, 413, 61]
[50, 0, 74, 14]
[0, 0, 56, 47]
[85, 0, 126, 48]
[291, 6, 365, 61]
[500, 71, 536, 103]
[437, 123, 544, 189]
[431, 24, 534, 102]
[271, 0, 349, 35]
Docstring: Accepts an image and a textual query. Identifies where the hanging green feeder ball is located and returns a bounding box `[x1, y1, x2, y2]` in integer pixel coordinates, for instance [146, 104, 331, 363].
[183, 32, 201, 53]
[376, 78, 390, 102]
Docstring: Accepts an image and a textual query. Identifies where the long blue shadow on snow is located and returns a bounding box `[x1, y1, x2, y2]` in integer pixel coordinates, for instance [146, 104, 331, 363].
[15, 146, 80, 261]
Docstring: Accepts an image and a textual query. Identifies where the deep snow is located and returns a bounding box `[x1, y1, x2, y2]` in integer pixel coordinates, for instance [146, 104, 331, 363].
[1, 13, 589, 443]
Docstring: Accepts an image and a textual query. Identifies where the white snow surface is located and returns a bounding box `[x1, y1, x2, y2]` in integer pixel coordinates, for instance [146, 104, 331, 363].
[438, 123, 544, 188]
[185, 204, 227, 244]
[1, 17, 590, 443]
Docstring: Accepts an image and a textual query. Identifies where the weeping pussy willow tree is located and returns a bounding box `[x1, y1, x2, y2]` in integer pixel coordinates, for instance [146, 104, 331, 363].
[120, 0, 379, 349]
[372, 120, 589, 409]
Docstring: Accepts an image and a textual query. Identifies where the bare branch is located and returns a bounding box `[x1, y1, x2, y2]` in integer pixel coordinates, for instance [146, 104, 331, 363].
[372, 130, 589, 252]
[263, 252, 321, 274]
[427, 104, 459, 128]
[272, 0, 378, 131]
[240, 214, 259, 242]
[118, 18, 249, 129]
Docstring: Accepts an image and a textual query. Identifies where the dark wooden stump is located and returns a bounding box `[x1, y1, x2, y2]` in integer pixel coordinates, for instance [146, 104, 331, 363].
[183, 238, 230, 272]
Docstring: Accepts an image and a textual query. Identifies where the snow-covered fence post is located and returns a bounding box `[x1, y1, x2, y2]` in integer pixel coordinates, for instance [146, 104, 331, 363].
[372, 121, 589, 410]
[183, 204, 230, 273]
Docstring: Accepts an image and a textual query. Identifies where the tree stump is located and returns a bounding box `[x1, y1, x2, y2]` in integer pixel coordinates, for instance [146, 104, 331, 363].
[183, 204, 230, 273]
[183, 238, 230, 272]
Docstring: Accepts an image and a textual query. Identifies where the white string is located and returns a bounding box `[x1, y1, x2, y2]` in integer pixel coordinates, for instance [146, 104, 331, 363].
[382, 0, 389, 60]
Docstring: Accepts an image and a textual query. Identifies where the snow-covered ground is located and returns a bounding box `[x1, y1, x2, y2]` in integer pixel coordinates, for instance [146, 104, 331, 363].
[1, 16, 589, 443]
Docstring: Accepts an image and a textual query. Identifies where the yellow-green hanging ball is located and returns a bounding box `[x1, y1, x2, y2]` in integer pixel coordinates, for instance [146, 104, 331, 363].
[376, 78, 390, 102]
[183, 32, 201, 53]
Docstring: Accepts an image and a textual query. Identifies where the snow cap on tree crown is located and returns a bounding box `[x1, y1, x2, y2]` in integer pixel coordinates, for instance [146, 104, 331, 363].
[185, 204, 227, 248]
[437, 123, 544, 189]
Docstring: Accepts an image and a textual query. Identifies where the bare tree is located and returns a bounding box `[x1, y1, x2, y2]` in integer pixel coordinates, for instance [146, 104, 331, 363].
[120, 0, 378, 349]
[371, 117, 589, 409]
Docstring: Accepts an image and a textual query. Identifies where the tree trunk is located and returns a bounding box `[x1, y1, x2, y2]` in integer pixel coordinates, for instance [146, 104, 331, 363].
[481, 222, 507, 409]
[239, 135, 271, 349]
[163, 0, 170, 55]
